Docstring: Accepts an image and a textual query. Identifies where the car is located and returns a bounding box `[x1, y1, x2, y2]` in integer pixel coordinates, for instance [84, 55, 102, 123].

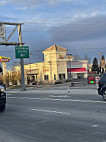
[0, 83, 6, 112]
[98, 73, 106, 100]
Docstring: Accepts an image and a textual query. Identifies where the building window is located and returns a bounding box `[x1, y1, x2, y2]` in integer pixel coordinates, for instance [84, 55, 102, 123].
[59, 74, 65, 80]
[62, 74, 65, 79]
[44, 75, 49, 80]
[59, 74, 62, 80]
[54, 74, 56, 80]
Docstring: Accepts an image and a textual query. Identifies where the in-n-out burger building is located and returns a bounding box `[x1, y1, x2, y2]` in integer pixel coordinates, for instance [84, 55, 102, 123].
[13, 45, 88, 85]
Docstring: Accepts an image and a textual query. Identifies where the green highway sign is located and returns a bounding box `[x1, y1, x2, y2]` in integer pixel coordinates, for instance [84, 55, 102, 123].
[15, 46, 29, 58]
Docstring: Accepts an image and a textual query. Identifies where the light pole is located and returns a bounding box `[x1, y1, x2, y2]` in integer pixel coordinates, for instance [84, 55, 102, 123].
[98, 52, 103, 74]
[29, 53, 32, 85]
[18, 24, 26, 90]
[67, 54, 72, 80]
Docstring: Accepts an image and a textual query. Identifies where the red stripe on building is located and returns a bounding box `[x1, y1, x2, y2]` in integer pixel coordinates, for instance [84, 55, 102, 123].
[67, 68, 87, 72]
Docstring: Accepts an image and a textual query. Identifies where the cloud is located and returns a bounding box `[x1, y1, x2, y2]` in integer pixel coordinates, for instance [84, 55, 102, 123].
[46, 0, 73, 5]
[0, 0, 11, 6]
[15, 6, 28, 10]
[0, 0, 73, 7]
[72, 11, 98, 21]
[0, 0, 40, 8]
[48, 15, 106, 42]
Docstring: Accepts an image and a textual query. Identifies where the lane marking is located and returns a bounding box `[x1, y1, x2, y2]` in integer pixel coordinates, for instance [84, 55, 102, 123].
[8, 129, 39, 141]
[31, 120, 47, 125]
[32, 108, 70, 115]
[8, 97, 17, 99]
[92, 125, 99, 127]
[8, 96, 105, 104]
[50, 95, 69, 98]
[7, 94, 12, 96]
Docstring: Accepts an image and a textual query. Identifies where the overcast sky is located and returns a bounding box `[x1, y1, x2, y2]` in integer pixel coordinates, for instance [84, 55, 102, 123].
[0, 0, 106, 68]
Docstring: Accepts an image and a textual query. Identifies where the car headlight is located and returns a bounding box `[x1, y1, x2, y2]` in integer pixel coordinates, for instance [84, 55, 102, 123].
[0, 88, 4, 92]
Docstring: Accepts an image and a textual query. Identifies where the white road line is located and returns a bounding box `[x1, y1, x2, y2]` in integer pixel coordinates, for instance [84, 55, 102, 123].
[31, 120, 47, 125]
[50, 95, 69, 98]
[32, 108, 70, 115]
[8, 129, 38, 141]
[91, 125, 99, 127]
[8, 97, 17, 98]
[7, 94, 12, 96]
[8, 96, 106, 104]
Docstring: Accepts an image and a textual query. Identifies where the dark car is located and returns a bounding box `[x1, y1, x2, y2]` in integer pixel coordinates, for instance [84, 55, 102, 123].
[0, 83, 6, 112]
[98, 73, 106, 100]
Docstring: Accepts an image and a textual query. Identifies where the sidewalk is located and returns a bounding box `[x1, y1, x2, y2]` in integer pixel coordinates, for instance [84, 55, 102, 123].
[6, 84, 98, 94]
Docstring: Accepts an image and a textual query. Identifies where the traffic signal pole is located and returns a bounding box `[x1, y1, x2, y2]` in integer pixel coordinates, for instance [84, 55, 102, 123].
[18, 24, 26, 90]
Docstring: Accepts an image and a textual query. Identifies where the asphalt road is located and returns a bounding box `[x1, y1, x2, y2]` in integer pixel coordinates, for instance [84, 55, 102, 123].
[0, 88, 106, 142]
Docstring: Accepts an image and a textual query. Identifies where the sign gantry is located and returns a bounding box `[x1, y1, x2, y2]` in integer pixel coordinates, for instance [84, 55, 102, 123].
[0, 22, 24, 46]
[0, 22, 26, 90]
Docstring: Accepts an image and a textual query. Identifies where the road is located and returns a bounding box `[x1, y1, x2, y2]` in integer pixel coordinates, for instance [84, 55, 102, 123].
[0, 87, 106, 142]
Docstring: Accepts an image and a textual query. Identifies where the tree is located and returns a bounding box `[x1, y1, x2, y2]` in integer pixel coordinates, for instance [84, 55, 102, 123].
[92, 57, 99, 74]
[101, 55, 105, 60]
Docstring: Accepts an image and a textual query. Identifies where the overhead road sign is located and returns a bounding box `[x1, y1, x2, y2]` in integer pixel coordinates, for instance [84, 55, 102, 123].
[15, 46, 29, 58]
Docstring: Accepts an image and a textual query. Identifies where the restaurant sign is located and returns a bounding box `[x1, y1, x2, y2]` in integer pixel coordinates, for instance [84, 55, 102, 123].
[0, 56, 10, 62]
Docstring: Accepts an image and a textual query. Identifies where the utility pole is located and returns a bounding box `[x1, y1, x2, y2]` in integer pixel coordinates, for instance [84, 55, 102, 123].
[29, 53, 32, 85]
[18, 25, 26, 90]
[67, 54, 72, 80]
[98, 52, 103, 74]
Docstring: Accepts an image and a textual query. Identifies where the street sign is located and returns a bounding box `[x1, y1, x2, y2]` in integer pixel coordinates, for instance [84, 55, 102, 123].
[15, 46, 29, 58]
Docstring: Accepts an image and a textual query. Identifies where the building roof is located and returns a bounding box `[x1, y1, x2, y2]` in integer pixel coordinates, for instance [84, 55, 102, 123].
[44, 45, 67, 51]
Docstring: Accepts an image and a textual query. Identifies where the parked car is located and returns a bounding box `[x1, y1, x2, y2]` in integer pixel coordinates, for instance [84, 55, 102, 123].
[0, 82, 6, 112]
[98, 73, 106, 100]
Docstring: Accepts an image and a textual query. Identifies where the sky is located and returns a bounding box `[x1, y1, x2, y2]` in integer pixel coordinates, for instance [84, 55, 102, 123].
[0, 0, 106, 68]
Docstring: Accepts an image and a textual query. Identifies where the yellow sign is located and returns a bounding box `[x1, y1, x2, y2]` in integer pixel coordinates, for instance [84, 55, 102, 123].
[58, 55, 65, 59]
